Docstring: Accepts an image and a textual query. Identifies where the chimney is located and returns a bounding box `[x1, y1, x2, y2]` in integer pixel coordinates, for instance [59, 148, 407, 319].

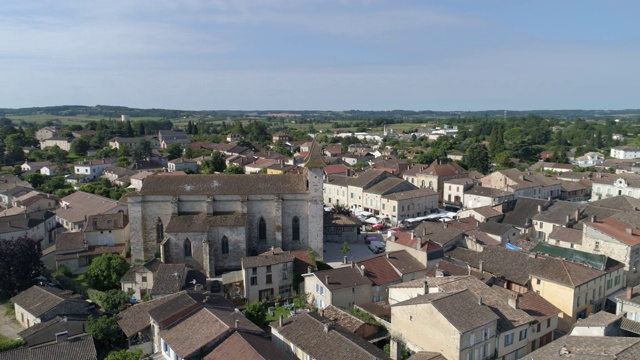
[415, 237, 421, 250]
[55, 331, 68, 343]
[479, 260, 484, 274]
[235, 319, 239, 328]
[566, 215, 570, 223]
[323, 322, 333, 332]
[537, 205, 542, 213]
[410, 231, 414, 240]
[423, 281, 429, 294]
[443, 222, 448, 229]
[627, 287, 634, 300]
[319, 309, 325, 318]
[307, 266, 313, 274]
[279, 314, 284, 327]
[478, 297, 483, 306]
[343, 255, 348, 264]
[507, 293, 520, 309]
[325, 276, 330, 285]
[626, 228, 633, 235]
[591, 215, 597, 223]
[423, 228, 427, 236]
[351, 260, 356, 268]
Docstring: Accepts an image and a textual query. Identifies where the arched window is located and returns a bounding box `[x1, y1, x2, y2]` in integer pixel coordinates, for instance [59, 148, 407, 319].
[221, 236, 229, 255]
[156, 217, 164, 242]
[184, 238, 192, 257]
[292, 216, 300, 241]
[258, 217, 266, 241]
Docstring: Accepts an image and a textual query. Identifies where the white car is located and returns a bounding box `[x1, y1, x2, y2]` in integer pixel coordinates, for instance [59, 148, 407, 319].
[368, 241, 386, 254]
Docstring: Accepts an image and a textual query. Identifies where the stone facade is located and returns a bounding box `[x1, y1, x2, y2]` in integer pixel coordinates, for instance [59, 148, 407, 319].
[128, 145, 325, 277]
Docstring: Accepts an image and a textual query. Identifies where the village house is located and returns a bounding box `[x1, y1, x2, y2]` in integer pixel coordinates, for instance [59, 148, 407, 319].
[39, 137, 73, 151]
[240, 248, 294, 303]
[55, 191, 128, 231]
[479, 168, 561, 200]
[610, 145, 640, 159]
[74, 158, 117, 181]
[591, 173, 640, 200]
[11, 286, 91, 328]
[35, 126, 61, 141]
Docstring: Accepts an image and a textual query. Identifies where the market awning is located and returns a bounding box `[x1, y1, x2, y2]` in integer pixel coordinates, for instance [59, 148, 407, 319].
[365, 217, 379, 225]
[221, 270, 244, 285]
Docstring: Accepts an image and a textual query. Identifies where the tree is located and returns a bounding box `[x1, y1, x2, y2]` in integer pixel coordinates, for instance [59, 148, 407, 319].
[99, 289, 131, 311]
[166, 144, 183, 160]
[70, 137, 90, 156]
[201, 151, 226, 174]
[105, 349, 144, 360]
[131, 139, 152, 165]
[25, 173, 46, 188]
[116, 156, 131, 168]
[0, 237, 44, 297]
[244, 301, 266, 326]
[494, 151, 513, 169]
[86, 315, 122, 349]
[86, 254, 130, 291]
[340, 241, 351, 256]
[466, 143, 490, 174]
[225, 164, 244, 174]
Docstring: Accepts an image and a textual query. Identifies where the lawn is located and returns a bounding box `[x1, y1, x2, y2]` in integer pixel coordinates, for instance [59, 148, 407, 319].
[265, 305, 294, 323]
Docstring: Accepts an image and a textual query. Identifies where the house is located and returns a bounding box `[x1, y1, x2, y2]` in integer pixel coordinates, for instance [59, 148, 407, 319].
[559, 178, 592, 202]
[457, 206, 504, 223]
[35, 126, 60, 141]
[390, 289, 498, 360]
[462, 185, 514, 209]
[415, 161, 469, 202]
[226, 133, 244, 143]
[11, 191, 58, 213]
[17, 315, 90, 347]
[240, 247, 294, 303]
[11, 286, 91, 328]
[167, 157, 198, 173]
[476, 222, 520, 245]
[0, 174, 32, 206]
[21, 161, 53, 173]
[120, 260, 188, 301]
[40, 164, 68, 177]
[272, 131, 290, 143]
[72, 129, 96, 138]
[55, 191, 128, 231]
[443, 177, 475, 210]
[270, 312, 390, 360]
[526, 335, 640, 359]
[380, 188, 439, 224]
[303, 265, 372, 309]
[574, 152, 605, 167]
[321, 305, 380, 339]
[128, 171, 153, 191]
[548, 226, 583, 249]
[203, 331, 289, 360]
[610, 145, 640, 159]
[385, 230, 443, 269]
[615, 285, 640, 336]
[582, 214, 640, 286]
[0, 333, 97, 360]
[323, 213, 362, 243]
[591, 173, 640, 200]
[501, 197, 550, 233]
[108, 137, 144, 149]
[530, 255, 625, 331]
[39, 137, 73, 151]
[74, 158, 117, 181]
[0, 210, 57, 248]
[531, 200, 582, 241]
[479, 169, 561, 200]
[158, 130, 190, 149]
[401, 221, 465, 252]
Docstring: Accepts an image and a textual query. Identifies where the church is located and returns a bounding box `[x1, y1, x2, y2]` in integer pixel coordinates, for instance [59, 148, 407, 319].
[128, 142, 325, 277]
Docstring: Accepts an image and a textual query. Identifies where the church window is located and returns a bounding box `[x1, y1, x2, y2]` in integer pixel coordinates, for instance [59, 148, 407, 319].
[258, 217, 267, 241]
[184, 238, 192, 257]
[292, 216, 300, 241]
[221, 236, 229, 255]
[156, 217, 164, 242]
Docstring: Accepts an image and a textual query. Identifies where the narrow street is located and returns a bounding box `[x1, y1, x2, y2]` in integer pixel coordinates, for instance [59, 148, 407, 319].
[0, 302, 23, 340]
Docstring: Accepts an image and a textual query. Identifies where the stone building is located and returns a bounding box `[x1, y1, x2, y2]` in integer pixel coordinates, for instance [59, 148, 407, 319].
[128, 142, 325, 276]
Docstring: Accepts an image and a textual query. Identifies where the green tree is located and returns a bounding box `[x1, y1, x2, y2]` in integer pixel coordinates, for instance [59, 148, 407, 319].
[494, 151, 513, 169]
[488, 124, 505, 158]
[41, 175, 69, 194]
[105, 349, 144, 360]
[166, 144, 183, 160]
[70, 137, 90, 156]
[25, 173, 46, 188]
[225, 164, 244, 174]
[0, 237, 44, 297]
[99, 289, 131, 311]
[131, 139, 152, 165]
[244, 301, 267, 326]
[86, 254, 130, 291]
[86, 315, 122, 349]
[340, 241, 351, 256]
[466, 143, 490, 174]
[201, 151, 226, 174]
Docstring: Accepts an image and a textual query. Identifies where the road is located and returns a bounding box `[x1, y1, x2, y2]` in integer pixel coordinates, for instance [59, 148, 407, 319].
[0, 302, 22, 340]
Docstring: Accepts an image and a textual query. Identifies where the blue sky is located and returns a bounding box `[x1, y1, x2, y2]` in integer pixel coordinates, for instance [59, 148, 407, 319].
[1, 0, 638, 111]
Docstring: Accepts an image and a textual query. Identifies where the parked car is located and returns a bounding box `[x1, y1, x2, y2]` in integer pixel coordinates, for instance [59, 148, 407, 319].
[364, 235, 378, 244]
[368, 241, 386, 254]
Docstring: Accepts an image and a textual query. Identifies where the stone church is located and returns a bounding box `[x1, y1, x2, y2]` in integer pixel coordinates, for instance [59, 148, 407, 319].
[128, 143, 325, 276]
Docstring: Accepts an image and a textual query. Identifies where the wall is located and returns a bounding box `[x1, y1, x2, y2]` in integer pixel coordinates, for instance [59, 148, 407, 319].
[14, 303, 40, 328]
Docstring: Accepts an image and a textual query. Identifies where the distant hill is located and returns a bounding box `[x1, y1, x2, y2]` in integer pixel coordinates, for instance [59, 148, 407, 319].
[1, 105, 639, 121]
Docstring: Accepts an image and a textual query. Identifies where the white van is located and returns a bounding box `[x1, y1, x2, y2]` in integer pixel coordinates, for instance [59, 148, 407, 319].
[368, 241, 386, 254]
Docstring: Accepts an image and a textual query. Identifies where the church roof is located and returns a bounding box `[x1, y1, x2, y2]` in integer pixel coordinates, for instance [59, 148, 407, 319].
[166, 213, 247, 233]
[139, 174, 308, 196]
[304, 140, 326, 169]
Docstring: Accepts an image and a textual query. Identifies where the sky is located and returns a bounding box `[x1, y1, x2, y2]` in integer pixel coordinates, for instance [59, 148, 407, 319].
[1, 0, 639, 111]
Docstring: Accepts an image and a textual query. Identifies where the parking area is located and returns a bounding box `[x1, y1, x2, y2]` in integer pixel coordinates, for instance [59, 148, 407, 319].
[323, 233, 386, 268]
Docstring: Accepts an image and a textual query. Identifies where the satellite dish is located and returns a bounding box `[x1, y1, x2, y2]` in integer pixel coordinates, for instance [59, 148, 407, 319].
[190, 279, 197, 285]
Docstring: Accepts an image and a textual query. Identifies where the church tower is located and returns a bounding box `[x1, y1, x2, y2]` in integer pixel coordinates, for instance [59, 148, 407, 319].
[304, 139, 326, 259]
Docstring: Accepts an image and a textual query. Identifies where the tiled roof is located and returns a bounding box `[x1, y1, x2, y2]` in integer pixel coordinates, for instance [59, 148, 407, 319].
[620, 317, 640, 335]
[57, 191, 125, 223]
[588, 195, 640, 212]
[160, 306, 263, 359]
[304, 140, 326, 169]
[165, 212, 247, 233]
[390, 231, 443, 254]
[117, 292, 186, 337]
[55, 244, 125, 261]
[586, 217, 640, 246]
[0, 210, 55, 234]
[11, 286, 86, 319]
[357, 255, 402, 286]
[0, 334, 97, 360]
[203, 331, 289, 360]
[152, 264, 187, 295]
[393, 289, 499, 333]
[532, 200, 582, 224]
[446, 217, 479, 232]
[242, 248, 295, 268]
[420, 163, 468, 177]
[322, 305, 366, 333]
[407, 352, 447, 360]
[549, 226, 583, 244]
[446, 246, 543, 286]
[324, 164, 350, 175]
[465, 229, 501, 246]
[365, 178, 414, 196]
[464, 185, 512, 198]
[425, 259, 488, 280]
[502, 197, 550, 228]
[349, 170, 394, 189]
[477, 222, 516, 236]
[270, 312, 390, 360]
[55, 232, 86, 252]
[139, 174, 308, 195]
[575, 311, 622, 327]
[427, 276, 534, 332]
[84, 212, 128, 232]
[314, 267, 372, 290]
[515, 289, 561, 320]
[526, 335, 640, 359]
[385, 250, 426, 275]
[531, 256, 618, 287]
[381, 188, 437, 201]
[408, 221, 464, 248]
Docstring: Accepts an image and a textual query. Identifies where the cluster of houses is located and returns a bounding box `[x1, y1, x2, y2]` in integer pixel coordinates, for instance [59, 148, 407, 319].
[8, 124, 640, 358]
